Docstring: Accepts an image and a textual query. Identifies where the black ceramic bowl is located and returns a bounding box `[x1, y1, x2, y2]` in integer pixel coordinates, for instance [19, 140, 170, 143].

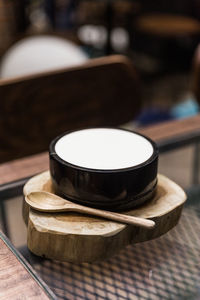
[49, 128, 158, 212]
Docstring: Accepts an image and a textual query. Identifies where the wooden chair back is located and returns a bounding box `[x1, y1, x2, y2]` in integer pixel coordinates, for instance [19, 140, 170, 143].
[0, 55, 141, 163]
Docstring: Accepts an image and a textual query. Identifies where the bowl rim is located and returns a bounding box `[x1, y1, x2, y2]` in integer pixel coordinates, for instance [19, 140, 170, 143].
[49, 127, 159, 174]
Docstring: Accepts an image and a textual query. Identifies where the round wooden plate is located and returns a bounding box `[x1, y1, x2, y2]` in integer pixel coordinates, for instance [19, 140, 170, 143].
[23, 171, 186, 263]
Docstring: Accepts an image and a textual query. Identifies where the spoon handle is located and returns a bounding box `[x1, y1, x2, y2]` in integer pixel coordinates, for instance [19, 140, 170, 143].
[66, 204, 155, 229]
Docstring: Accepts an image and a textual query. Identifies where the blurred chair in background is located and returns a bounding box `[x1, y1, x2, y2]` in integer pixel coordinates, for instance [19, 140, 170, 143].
[135, 14, 200, 37]
[0, 35, 88, 79]
[133, 13, 200, 73]
[0, 55, 141, 163]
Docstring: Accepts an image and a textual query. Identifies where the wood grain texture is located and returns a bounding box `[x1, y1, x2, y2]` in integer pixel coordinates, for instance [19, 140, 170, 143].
[0, 114, 200, 186]
[0, 152, 48, 186]
[138, 114, 200, 142]
[0, 55, 140, 163]
[0, 232, 53, 299]
[23, 171, 186, 263]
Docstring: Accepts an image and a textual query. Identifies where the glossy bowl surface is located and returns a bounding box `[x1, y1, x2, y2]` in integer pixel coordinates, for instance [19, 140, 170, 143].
[49, 128, 158, 211]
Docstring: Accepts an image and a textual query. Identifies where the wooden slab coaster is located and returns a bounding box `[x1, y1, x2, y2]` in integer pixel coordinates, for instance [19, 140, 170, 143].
[23, 171, 186, 263]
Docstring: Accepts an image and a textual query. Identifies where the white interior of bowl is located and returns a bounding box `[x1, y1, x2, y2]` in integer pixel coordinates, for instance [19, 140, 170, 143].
[55, 128, 154, 170]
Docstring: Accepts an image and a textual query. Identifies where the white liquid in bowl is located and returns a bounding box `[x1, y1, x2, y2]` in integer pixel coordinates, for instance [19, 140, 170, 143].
[55, 128, 154, 170]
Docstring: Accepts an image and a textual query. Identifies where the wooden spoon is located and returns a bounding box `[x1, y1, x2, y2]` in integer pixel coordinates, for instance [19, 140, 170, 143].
[25, 191, 155, 229]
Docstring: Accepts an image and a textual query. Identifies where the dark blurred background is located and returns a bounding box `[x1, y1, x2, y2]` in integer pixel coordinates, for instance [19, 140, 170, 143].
[0, 0, 200, 124]
[2, 0, 199, 67]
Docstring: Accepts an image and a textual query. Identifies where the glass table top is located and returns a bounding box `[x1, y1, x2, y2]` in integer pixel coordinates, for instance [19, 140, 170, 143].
[1, 178, 200, 300]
